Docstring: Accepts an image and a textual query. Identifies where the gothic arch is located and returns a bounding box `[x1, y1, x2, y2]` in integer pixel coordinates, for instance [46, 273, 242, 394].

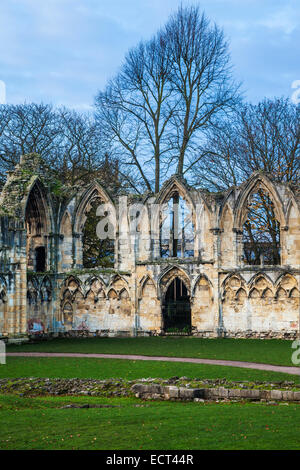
[22, 178, 54, 229]
[191, 274, 213, 299]
[222, 273, 247, 290]
[155, 176, 196, 209]
[275, 273, 298, 292]
[73, 181, 116, 234]
[234, 174, 286, 229]
[138, 275, 156, 300]
[24, 179, 54, 272]
[159, 266, 191, 299]
[248, 272, 274, 289]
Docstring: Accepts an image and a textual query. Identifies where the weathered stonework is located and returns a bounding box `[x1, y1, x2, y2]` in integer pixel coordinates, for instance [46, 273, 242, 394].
[0, 154, 299, 339]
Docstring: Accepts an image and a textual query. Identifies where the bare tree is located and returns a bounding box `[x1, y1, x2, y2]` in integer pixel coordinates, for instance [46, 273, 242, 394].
[191, 97, 300, 266]
[95, 5, 239, 192]
[162, 5, 239, 176]
[0, 103, 119, 190]
[192, 98, 300, 190]
[0, 103, 60, 180]
[58, 107, 109, 186]
[96, 32, 175, 193]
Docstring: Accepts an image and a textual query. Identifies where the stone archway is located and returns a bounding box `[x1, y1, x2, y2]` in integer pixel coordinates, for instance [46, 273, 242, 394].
[162, 277, 191, 332]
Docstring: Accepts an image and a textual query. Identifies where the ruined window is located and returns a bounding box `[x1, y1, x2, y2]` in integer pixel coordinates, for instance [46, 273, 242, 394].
[242, 188, 281, 265]
[82, 197, 114, 268]
[160, 192, 194, 258]
[25, 184, 48, 272]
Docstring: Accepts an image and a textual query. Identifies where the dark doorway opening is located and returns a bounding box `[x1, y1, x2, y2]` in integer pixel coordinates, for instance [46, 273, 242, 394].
[35, 246, 46, 272]
[163, 278, 191, 333]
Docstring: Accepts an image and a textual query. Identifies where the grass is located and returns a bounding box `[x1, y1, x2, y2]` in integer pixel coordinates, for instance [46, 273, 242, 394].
[1, 394, 300, 450]
[7, 336, 298, 366]
[1, 356, 299, 382]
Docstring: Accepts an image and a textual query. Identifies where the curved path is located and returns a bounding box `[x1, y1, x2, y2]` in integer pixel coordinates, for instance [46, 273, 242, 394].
[7, 352, 300, 375]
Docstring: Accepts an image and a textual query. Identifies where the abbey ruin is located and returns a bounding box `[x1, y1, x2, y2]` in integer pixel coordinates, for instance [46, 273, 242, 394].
[0, 153, 299, 340]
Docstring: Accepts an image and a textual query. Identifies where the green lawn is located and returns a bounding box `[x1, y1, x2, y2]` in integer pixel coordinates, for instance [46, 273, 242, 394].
[7, 337, 298, 366]
[0, 394, 299, 450]
[1, 356, 299, 382]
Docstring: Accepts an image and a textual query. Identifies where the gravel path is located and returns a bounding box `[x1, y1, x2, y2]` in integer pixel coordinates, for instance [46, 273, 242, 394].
[7, 352, 300, 375]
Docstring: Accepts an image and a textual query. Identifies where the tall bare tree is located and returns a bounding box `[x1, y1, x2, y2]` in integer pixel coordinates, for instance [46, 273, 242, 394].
[164, 5, 239, 176]
[95, 5, 239, 193]
[96, 32, 175, 193]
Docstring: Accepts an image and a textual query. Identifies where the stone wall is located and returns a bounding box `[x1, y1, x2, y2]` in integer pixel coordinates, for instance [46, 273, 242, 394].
[0, 154, 299, 338]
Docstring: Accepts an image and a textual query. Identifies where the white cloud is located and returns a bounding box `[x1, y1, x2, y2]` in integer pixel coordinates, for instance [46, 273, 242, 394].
[258, 5, 300, 34]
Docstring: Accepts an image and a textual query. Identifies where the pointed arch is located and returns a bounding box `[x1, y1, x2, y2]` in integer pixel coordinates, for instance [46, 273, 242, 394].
[107, 288, 118, 299]
[25, 179, 53, 272]
[275, 273, 298, 290]
[222, 273, 247, 289]
[138, 275, 156, 300]
[248, 272, 274, 289]
[234, 174, 286, 229]
[275, 287, 287, 299]
[155, 176, 196, 208]
[22, 177, 54, 228]
[74, 181, 116, 234]
[119, 287, 129, 300]
[108, 274, 129, 293]
[262, 287, 273, 298]
[155, 177, 197, 259]
[290, 287, 300, 298]
[249, 287, 260, 299]
[191, 273, 213, 298]
[159, 265, 191, 298]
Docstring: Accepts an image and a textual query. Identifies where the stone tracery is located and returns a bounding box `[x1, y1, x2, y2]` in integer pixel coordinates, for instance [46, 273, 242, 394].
[0, 155, 299, 339]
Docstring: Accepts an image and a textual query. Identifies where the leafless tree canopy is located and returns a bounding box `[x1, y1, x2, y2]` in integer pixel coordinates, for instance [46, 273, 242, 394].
[0, 103, 115, 188]
[95, 5, 239, 193]
[192, 98, 300, 191]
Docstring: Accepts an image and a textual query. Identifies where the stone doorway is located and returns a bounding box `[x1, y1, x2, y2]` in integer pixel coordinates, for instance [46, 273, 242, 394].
[163, 277, 191, 333]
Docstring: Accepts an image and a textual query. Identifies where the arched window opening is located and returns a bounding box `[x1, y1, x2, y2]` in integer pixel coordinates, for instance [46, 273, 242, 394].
[160, 193, 194, 258]
[163, 278, 191, 333]
[242, 188, 280, 265]
[25, 184, 48, 272]
[82, 197, 114, 268]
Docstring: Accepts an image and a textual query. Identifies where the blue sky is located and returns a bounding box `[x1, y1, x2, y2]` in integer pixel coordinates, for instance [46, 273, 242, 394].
[0, 0, 299, 110]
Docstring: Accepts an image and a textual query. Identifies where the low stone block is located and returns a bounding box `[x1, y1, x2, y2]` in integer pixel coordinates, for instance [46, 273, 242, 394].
[149, 384, 164, 395]
[165, 386, 179, 398]
[248, 389, 260, 400]
[240, 389, 253, 399]
[293, 392, 300, 401]
[131, 384, 148, 394]
[205, 388, 218, 399]
[217, 387, 229, 398]
[179, 388, 195, 399]
[282, 391, 295, 401]
[270, 390, 283, 400]
[228, 389, 241, 398]
[260, 390, 271, 400]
